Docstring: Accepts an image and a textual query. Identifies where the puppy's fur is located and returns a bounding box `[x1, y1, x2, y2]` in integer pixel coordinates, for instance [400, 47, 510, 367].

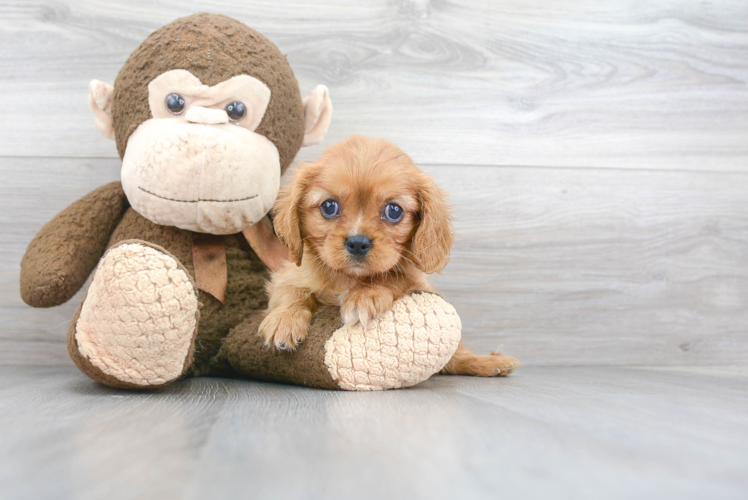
[260, 136, 518, 377]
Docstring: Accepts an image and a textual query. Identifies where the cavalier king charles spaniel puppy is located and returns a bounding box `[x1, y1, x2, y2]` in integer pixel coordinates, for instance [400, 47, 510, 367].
[259, 136, 518, 377]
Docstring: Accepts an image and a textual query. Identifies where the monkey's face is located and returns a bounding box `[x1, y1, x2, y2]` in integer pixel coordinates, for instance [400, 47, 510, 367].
[120, 70, 280, 235]
[89, 14, 333, 235]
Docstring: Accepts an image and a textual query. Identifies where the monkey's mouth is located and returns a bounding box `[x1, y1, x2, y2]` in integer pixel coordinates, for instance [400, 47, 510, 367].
[139, 187, 258, 203]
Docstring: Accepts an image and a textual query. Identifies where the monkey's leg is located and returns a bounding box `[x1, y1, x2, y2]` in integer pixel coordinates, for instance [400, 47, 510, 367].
[67, 240, 199, 389]
[216, 293, 462, 391]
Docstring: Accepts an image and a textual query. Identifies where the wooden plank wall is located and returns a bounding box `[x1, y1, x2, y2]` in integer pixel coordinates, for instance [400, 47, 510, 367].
[1, 0, 747, 366]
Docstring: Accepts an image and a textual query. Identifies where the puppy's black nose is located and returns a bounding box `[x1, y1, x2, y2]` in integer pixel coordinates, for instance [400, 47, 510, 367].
[345, 235, 372, 257]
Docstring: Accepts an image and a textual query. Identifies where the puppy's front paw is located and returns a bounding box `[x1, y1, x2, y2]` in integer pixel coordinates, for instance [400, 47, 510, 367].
[258, 307, 312, 352]
[340, 286, 395, 327]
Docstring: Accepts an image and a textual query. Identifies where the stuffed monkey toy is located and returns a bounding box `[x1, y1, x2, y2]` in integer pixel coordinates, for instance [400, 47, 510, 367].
[19, 13, 472, 391]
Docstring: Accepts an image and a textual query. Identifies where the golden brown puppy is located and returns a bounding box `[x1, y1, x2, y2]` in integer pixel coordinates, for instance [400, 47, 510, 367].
[260, 135, 518, 377]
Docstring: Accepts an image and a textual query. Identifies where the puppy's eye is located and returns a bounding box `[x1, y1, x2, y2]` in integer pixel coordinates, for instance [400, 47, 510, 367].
[166, 93, 186, 114]
[225, 101, 246, 121]
[383, 203, 404, 223]
[320, 199, 340, 218]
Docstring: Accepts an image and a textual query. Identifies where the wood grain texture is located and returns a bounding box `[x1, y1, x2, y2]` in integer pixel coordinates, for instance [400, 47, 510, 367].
[3, 157, 747, 366]
[429, 165, 748, 365]
[2, 0, 747, 367]
[1, 365, 746, 499]
[0, 0, 747, 169]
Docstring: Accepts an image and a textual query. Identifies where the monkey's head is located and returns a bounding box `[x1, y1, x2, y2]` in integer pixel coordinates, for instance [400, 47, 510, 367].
[88, 13, 332, 235]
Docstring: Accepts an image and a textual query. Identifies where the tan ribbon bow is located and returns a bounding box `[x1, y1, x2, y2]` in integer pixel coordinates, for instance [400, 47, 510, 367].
[192, 217, 289, 304]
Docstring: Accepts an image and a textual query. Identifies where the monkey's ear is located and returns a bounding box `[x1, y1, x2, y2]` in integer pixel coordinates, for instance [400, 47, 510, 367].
[88, 80, 115, 140]
[301, 85, 333, 147]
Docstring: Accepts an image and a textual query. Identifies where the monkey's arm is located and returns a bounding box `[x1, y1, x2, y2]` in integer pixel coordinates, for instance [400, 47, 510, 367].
[20, 181, 129, 308]
[216, 293, 464, 391]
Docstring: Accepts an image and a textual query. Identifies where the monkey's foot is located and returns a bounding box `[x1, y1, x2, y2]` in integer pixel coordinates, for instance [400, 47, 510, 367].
[69, 241, 199, 389]
[324, 292, 462, 391]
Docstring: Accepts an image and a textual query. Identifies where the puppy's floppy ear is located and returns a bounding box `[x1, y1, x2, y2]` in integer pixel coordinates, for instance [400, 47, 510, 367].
[412, 172, 454, 274]
[273, 163, 316, 266]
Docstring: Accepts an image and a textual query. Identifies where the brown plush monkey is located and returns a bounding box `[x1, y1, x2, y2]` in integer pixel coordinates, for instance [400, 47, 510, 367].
[20, 14, 503, 391]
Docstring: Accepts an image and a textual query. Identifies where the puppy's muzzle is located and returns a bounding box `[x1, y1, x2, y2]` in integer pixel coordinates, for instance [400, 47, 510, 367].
[345, 235, 372, 258]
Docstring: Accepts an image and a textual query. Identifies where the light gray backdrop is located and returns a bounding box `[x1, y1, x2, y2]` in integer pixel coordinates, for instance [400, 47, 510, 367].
[1, 0, 747, 366]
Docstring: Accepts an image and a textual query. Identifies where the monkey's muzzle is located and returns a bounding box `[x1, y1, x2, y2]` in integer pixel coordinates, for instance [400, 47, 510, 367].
[121, 119, 281, 235]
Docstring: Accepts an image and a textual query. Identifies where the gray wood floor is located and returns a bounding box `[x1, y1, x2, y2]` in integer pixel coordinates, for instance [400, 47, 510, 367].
[1, 365, 747, 500]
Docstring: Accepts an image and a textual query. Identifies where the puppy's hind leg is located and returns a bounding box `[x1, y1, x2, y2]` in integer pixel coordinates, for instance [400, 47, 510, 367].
[440, 342, 520, 377]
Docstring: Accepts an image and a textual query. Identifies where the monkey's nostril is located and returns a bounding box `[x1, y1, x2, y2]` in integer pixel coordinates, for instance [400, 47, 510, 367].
[345, 235, 372, 257]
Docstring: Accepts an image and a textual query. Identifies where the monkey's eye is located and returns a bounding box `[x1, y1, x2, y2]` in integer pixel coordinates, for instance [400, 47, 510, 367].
[320, 199, 340, 218]
[165, 93, 186, 114]
[225, 101, 246, 121]
[383, 203, 404, 223]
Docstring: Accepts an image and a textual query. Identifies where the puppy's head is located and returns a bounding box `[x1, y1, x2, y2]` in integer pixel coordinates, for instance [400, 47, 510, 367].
[273, 135, 453, 276]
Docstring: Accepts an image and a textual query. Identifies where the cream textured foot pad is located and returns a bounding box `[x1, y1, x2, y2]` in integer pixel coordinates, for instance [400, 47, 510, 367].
[75, 243, 199, 386]
[324, 293, 462, 391]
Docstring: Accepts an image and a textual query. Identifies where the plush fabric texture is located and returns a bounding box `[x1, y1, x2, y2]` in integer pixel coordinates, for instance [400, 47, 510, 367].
[22, 14, 463, 392]
[75, 242, 199, 387]
[148, 70, 272, 132]
[104, 208, 269, 376]
[67, 298, 147, 390]
[324, 293, 461, 391]
[112, 13, 305, 173]
[216, 306, 344, 389]
[213, 293, 462, 390]
[121, 114, 280, 234]
[301, 85, 333, 147]
[88, 80, 115, 139]
[31, 184, 462, 391]
[20, 182, 129, 308]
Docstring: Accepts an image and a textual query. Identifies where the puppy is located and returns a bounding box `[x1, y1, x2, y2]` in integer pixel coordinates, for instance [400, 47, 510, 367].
[260, 135, 518, 377]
